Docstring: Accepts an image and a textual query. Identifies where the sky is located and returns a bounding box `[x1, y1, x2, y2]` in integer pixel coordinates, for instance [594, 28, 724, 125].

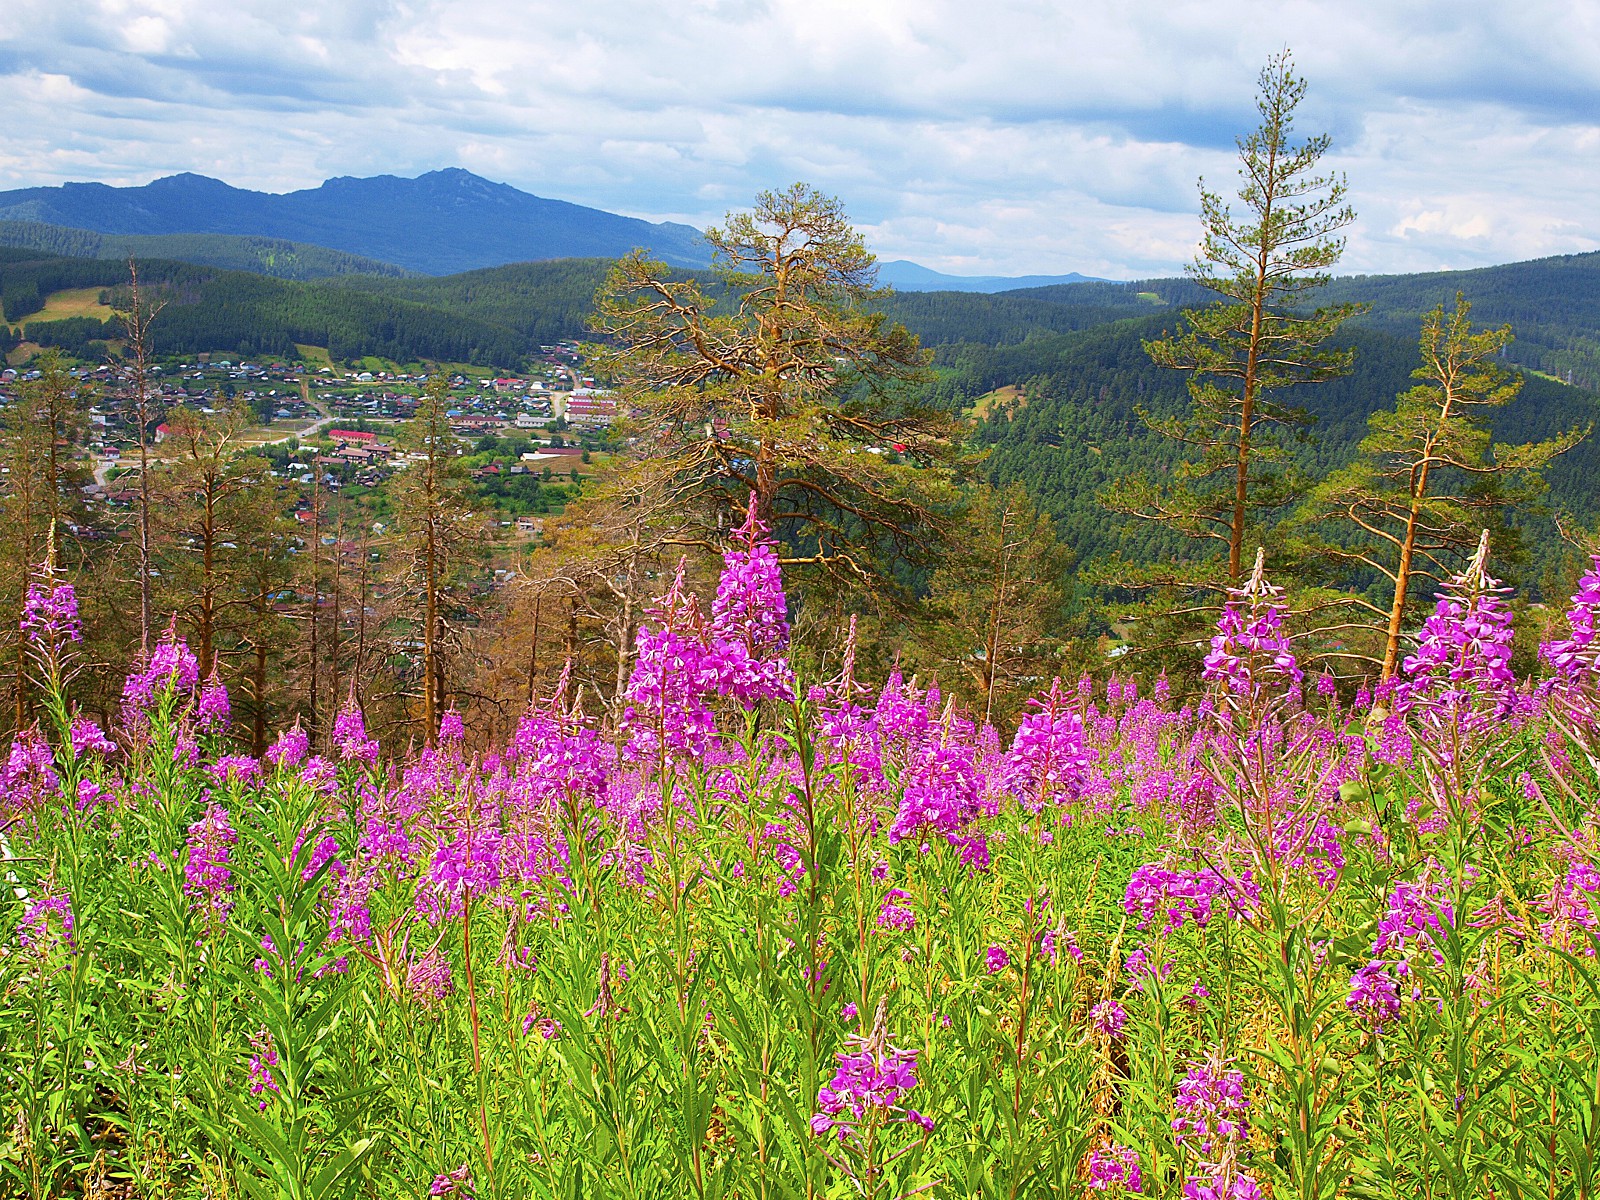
[3, 0, 1599, 279]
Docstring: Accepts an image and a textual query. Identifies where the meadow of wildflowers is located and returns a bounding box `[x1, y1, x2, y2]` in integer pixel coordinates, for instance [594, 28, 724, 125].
[7, 515, 1600, 1200]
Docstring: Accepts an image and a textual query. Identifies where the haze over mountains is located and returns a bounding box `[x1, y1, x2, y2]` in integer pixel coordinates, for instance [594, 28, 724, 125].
[0, 170, 1100, 291]
[874, 261, 1102, 292]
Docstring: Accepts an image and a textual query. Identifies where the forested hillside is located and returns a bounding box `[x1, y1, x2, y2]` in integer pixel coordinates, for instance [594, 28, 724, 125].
[0, 220, 411, 280]
[950, 315, 1600, 583]
[1011, 252, 1600, 388]
[6, 244, 1597, 578]
[325, 259, 613, 346]
[0, 251, 525, 365]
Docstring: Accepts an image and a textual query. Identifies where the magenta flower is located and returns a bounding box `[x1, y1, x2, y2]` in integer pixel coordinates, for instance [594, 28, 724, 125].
[811, 1005, 932, 1142]
[430, 1164, 472, 1197]
[439, 708, 465, 741]
[888, 738, 984, 850]
[17, 890, 74, 955]
[985, 944, 1010, 974]
[507, 687, 611, 809]
[1541, 859, 1600, 943]
[185, 803, 238, 930]
[196, 672, 230, 732]
[1543, 554, 1600, 677]
[623, 506, 796, 756]
[1347, 959, 1403, 1031]
[1374, 869, 1456, 963]
[70, 716, 115, 757]
[1396, 547, 1516, 728]
[76, 778, 106, 812]
[332, 693, 379, 763]
[420, 819, 504, 923]
[1090, 1000, 1127, 1038]
[122, 623, 201, 716]
[877, 889, 916, 933]
[1124, 863, 1260, 933]
[207, 755, 260, 785]
[713, 499, 790, 652]
[1201, 556, 1302, 709]
[3, 723, 59, 806]
[300, 756, 336, 792]
[1171, 1051, 1249, 1157]
[521, 1012, 562, 1040]
[1184, 1175, 1265, 1200]
[266, 723, 311, 769]
[998, 680, 1091, 809]
[1087, 1144, 1143, 1192]
[621, 563, 721, 759]
[20, 574, 81, 644]
[246, 1027, 280, 1110]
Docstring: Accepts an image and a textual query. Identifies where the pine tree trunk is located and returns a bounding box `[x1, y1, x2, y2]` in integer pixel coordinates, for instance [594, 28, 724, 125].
[306, 468, 321, 740]
[252, 605, 269, 758]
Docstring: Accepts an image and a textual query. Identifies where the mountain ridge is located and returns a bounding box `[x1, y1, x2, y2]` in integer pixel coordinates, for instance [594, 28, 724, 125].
[0, 171, 1114, 291]
[876, 260, 1105, 292]
[0, 170, 712, 276]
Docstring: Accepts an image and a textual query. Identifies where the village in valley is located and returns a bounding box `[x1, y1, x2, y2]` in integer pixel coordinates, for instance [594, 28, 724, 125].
[0, 339, 618, 550]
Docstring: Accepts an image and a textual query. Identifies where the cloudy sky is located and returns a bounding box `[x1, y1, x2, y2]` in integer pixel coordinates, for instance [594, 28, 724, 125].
[3, 0, 1597, 279]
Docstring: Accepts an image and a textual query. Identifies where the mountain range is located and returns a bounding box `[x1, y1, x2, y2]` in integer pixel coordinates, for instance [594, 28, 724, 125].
[0, 170, 1102, 291]
[0, 170, 710, 276]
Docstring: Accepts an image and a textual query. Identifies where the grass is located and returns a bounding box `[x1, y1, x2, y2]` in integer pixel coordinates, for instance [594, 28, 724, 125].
[235, 418, 326, 446]
[970, 384, 1024, 420]
[8, 288, 116, 330]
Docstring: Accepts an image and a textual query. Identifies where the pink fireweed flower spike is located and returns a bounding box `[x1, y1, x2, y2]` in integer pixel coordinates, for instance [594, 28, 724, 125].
[1544, 552, 1600, 679]
[811, 998, 933, 1142]
[1202, 549, 1302, 712]
[1394, 531, 1516, 731]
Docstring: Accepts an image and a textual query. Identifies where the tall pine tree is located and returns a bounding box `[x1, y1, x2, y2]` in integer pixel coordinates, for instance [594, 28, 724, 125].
[1105, 49, 1359, 590]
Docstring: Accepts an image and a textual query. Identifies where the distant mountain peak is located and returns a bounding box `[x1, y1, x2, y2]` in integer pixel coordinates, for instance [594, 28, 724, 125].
[149, 171, 229, 185]
[877, 259, 1106, 294]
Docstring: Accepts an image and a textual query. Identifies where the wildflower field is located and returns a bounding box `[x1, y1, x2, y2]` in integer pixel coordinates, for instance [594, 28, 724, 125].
[7, 515, 1600, 1200]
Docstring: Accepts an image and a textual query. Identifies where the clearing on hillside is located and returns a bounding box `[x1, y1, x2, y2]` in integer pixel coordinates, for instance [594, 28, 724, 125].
[294, 343, 333, 368]
[8, 287, 117, 329]
[970, 384, 1026, 419]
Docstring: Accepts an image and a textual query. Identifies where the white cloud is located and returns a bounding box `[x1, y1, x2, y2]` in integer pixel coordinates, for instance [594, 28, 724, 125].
[2, 0, 1598, 276]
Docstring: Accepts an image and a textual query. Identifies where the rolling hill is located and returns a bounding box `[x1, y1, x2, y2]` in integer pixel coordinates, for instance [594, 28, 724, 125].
[0, 251, 526, 367]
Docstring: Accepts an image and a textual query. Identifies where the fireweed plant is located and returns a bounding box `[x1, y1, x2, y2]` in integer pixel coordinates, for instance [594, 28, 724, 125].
[6, 511, 1600, 1200]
